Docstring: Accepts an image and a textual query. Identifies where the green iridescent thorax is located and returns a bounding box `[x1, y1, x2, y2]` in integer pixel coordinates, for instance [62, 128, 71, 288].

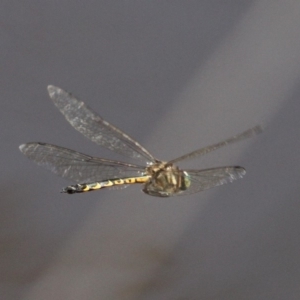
[143, 161, 191, 197]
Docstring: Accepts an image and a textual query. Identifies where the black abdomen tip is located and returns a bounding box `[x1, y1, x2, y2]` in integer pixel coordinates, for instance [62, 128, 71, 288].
[61, 184, 86, 194]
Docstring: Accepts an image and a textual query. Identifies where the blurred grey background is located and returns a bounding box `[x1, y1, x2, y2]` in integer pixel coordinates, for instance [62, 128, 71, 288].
[1, 1, 300, 299]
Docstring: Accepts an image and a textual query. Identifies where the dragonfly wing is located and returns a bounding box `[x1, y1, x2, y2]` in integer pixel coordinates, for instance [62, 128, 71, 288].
[176, 166, 246, 196]
[20, 143, 145, 183]
[47, 86, 156, 164]
[169, 126, 262, 164]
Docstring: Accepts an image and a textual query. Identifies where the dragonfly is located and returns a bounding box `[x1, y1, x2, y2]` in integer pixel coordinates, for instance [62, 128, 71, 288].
[19, 86, 262, 197]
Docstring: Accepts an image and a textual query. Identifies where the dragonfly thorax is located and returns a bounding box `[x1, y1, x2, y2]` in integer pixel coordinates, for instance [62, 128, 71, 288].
[143, 162, 191, 197]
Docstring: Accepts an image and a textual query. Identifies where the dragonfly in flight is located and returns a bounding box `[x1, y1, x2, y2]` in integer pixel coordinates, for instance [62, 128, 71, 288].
[19, 86, 262, 197]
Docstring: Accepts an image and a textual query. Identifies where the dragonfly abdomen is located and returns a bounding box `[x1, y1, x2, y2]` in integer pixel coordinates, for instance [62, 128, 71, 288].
[62, 176, 150, 194]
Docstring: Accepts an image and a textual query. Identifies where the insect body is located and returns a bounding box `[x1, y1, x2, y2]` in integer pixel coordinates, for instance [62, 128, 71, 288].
[62, 176, 150, 194]
[19, 86, 261, 197]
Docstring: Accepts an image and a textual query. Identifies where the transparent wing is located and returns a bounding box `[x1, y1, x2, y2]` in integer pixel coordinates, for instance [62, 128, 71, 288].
[19, 143, 145, 183]
[176, 166, 246, 196]
[169, 126, 262, 164]
[47, 85, 156, 164]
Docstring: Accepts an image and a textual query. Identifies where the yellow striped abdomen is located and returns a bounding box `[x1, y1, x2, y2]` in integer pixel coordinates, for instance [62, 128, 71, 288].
[62, 176, 150, 194]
